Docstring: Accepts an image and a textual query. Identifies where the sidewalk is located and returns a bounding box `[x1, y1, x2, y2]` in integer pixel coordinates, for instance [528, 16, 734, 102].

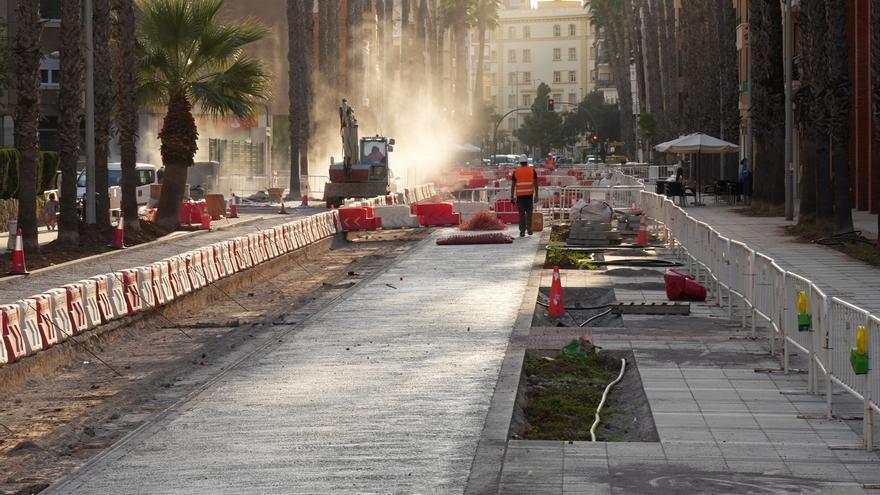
[0, 228, 57, 253]
[0, 208, 323, 307]
[684, 205, 880, 315]
[45, 228, 541, 494]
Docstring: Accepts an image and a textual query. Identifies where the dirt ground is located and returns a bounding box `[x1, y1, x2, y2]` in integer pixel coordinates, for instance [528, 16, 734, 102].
[0, 220, 170, 273]
[0, 231, 425, 495]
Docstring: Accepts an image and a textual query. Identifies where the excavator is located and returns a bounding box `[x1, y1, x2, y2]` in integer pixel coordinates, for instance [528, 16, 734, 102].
[324, 99, 395, 207]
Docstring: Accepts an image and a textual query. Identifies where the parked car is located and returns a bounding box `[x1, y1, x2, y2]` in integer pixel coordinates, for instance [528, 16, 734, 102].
[76, 162, 159, 206]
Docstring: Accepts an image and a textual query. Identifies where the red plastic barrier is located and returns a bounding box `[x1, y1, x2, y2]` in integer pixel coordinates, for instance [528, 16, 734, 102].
[664, 269, 707, 301]
[23, 295, 58, 349]
[1, 304, 26, 364]
[493, 200, 517, 213]
[338, 207, 381, 231]
[179, 201, 208, 225]
[413, 202, 460, 227]
[467, 177, 489, 188]
[93, 275, 113, 323]
[121, 269, 143, 314]
[64, 284, 88, 333]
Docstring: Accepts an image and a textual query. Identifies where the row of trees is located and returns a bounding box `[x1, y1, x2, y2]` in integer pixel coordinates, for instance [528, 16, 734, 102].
[286, 0, 504, 198]
[13, 0, 271, 251]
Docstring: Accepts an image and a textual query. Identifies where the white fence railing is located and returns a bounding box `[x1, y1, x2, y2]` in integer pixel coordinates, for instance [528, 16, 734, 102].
[641, 190, 878, 450]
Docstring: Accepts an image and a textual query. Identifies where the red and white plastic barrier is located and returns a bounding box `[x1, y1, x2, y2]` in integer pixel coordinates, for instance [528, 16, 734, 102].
[63, 284, 89, 334]
[22, 295, 57, 350]
[1, 304, 26, 364]
[78, 279, 103, 330]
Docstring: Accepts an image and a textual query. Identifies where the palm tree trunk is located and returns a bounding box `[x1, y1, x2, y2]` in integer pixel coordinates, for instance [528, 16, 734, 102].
[748, 0, 785, 211]
[826, 0, 853, 233]
[301, 2, 315, 179]
[287, 0, 303, 199]
[872, 0, 880, 244]
[58, 0, 84, 245]
[94, 0, 112, 227]
[155, 92, 198, 231]
[474, 22, 486, 114]
[452, 2, 469, 120]
[12, 0, 42, 251]
[113, 0, 140, 232]
[319, 0, 340, 101]
[415, 0, 428, 97]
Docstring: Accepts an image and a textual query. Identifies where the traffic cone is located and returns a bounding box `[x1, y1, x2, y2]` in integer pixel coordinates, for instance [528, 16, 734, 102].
[279, 200, 288, 214]
[546, 266, 564, 318]
[8, 228, 28, 275]
[228, 193, 239, 218]
[200, 212, 212, 230]
[637, 214, 648, 245]
[301, 192, 309, 207]
[108, 215, 126, 249]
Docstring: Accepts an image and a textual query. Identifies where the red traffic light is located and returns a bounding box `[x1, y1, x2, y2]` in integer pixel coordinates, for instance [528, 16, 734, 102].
[547, 98, 555, 111]
[591, 134, 600, 142]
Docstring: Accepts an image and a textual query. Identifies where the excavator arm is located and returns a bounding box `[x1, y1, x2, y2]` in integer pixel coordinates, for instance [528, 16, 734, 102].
[339, 99, 359, 180]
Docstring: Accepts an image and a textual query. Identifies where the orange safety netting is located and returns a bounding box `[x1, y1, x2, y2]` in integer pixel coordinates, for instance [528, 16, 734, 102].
[459, 211, 507, 231]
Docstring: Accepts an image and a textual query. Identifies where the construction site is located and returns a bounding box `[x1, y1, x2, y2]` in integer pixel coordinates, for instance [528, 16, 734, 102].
[0, 159, 878, 495]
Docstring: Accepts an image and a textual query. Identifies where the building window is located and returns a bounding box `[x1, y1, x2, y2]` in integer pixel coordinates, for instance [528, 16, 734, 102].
[523, 26, 531, 39]
[40, 57, 60, 88]
[508, 49, 516, 63]
[508, 94, 516, 108]
[553, 25, 561, 37]
[523, 49, 531, 63]
[522, 94, 532, 107]
[568, 93, 577, 104]
[39, 0, 61, 20]
[509, 26, 516, 39]
[553, 93, 562, 103]
[569, 71, 577, 83]
[569, 24, 576, 36]
[553, 71, 561, 83]
[568, 47, 577, 61]
[508, 117, 517, 130]
[508, 72, 517, 85]
[522, 72, 531, 84]
[38, 116, 59, 151]
[553, 48, 561, 61]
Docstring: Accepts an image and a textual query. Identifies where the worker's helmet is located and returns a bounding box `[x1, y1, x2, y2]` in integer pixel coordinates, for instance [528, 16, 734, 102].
[518, 154, 528, 164]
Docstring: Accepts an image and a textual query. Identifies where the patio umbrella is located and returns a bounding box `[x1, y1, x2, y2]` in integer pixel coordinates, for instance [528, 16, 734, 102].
[654, 133, 739, 204]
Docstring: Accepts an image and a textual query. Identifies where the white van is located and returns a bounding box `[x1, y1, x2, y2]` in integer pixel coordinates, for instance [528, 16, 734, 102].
[76, 162, 159, 206]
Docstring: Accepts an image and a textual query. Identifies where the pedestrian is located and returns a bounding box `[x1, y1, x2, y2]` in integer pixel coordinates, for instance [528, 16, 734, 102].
[44, 193, 58, 231]
[511, 154, 538, 238]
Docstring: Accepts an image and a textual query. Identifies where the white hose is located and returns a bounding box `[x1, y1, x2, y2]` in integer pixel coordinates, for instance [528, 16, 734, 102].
[590, 358, 626, 442]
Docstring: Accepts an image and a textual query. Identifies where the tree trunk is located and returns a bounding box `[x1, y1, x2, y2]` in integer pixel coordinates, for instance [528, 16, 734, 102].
[301, 2, 315, 178]
[113, 0, 140, 232]
[287, 0, 303, 199]
[155, 93, 198, 231]
[319, 0, 340, 101]
[415, 0, 428, 98]
[401, 0, 411, 91]
[13, 0, 42, 251]
[94, 0, 112, 227]
[58, 0, 84, 245]
[748, 0, 785, 210]
[797, 136, 817, 225]
[661, 0, 678, 135]
[826, 0, 853, 233]
[452, 4, 469, 120]
[872, 0, 880, 244]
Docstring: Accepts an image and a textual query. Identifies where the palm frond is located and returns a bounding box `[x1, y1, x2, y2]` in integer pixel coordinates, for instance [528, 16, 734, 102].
[189, 56, 272, 118]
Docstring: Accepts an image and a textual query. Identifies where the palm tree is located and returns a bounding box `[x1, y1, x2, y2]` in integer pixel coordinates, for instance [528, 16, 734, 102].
[114, 0, 140, 232]
[470, 0, 499, 116]
[748, 0, 785, 212]
[444, 0, 470, 120]
[873, 0, 880, 244]
[288, 0, 315, 199]
[58, 0, 84, 245]
[319, 0, 340, 100]
[794, 0, 827, 227]
[12, 0, 42, 251]
[94, 0, 112, 228]
[825, 0, 853, 233]
[137, 0, 271, 230]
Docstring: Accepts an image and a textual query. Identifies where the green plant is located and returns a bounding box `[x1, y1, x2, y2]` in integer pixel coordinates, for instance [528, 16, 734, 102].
[546, 241, 597, 269]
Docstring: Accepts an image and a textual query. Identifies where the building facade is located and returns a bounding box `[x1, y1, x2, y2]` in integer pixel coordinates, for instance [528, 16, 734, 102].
[488, 0, 595, 137]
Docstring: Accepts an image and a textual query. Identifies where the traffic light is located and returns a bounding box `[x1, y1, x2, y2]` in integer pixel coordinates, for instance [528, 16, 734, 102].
[591, 134, 600, 142]
[547, 98, 555, 112]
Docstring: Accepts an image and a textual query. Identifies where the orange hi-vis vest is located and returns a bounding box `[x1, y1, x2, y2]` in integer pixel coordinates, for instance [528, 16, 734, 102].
[513, 166, 537, 197]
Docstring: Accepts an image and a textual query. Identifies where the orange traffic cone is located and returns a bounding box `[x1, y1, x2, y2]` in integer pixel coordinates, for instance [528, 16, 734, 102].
[228, 193, 239, 218]
[301, 192, 309, 207]
[637, 214, 648, 245]
[108, 215, 126, 249]
[200, 212, 212, 231]
[9, 228, 28, 275]
[279, 200, 288, 215]
[546, 266, 564, 318]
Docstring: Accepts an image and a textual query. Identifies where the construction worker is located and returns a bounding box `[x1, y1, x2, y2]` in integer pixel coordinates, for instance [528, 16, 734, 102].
[511, 154, 538, 237]
[545, 154, 556, 170]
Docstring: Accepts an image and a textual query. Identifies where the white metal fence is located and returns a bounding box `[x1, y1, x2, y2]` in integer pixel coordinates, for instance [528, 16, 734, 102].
[641, 190, 878, 450]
